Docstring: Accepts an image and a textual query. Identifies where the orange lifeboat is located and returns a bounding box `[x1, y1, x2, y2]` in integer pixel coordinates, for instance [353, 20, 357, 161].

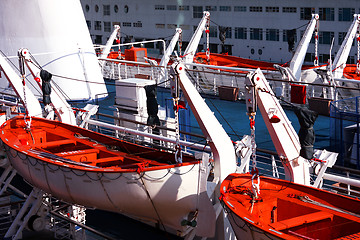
[221, 173, 360, 239]
[0, 116, 210, 236]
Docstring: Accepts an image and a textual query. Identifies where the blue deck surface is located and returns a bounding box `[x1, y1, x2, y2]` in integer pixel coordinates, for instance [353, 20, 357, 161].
[156, 88, 331, 152]
[80, 83, 332, 240]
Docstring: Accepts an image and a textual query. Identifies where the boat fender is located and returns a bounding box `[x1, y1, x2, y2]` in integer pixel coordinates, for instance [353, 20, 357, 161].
[40, 69, 52, 106]
[144, 84, 160, 127]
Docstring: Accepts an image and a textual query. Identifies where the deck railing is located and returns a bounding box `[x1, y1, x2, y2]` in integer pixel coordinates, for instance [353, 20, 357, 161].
[99, 58, 360, 104]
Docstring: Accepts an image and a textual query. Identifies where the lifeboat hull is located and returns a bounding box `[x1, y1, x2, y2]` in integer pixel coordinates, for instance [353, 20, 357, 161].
[0, 116, 213, 236]
[221, 173, 360, 240]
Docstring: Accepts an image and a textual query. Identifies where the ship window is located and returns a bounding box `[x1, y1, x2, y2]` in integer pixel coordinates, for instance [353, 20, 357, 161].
[124, 5, 129, 13]
[180, 41, 189, 50]
[133, 22, 142, 28]
[103, 5, 110, 16]
[209, 26, 217, 38]
[122, 22, 131, 27]
[167, 5, 177, 11]
[193, 6, 203, 18]
[266, 7, 279, 13]
[85, 5, 90, 12]
[155, 5, 165, 10]
[347, 56, 355, 64]
[250, 28, 263, 40]
[206, 6, 217, 11]
[300, 7, 315, 20]
[114, 5, 119, 13]
[209, 43, 218, 53]
[179, 6, 189, 11]
[180, 24, 190, 30]
[219, 26, 231, 39]
[338, 32, 346, 45]
[319, 8, 334, 21]
[283, 29, 297, 43]
[283, 7, 297, 13]
[251, 48, 255, 54]
[225, 28, 232, 39]
[266, 29, 279, 41]
[319, 54, 334, 64]
[95, 35, 102, 44]
[104, 22, 111, 32]
[220, 6, 231, 12]
[234, 6, 246, 12]
[339, 8, 355, 21]
[249, 6, 263, 12]
[221, 45, 232, 55]
[319, 31, 335, 45]
[235, 27, 247, 39]
[95, 5, 99, 13]
[95, 21, 102, 30]
[258, 49, 263, 55]
[305, 53, 315, 63]
[167, 24, 177, 29]
[86, 20, 91, 30]
[155, 24, 165, 29]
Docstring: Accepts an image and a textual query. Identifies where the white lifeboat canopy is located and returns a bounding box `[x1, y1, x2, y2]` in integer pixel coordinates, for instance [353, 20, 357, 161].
[0, 0, 108, 102]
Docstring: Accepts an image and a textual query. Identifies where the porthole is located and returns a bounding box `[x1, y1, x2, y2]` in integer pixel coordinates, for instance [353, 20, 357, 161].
[85, 4, 90, 12]
[251, 48, 255, 55]
[114, 5, 119, 13]
[258, 49, 262, 55]
[95, 5, 99, 12]
[124, 5, 129, 13]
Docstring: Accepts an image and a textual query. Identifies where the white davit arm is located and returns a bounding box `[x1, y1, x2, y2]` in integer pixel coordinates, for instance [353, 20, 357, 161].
[0, 51, 42, 117]
[100, 25, 120, 59]
[332, 14, 360, 78]
[160, 28, 182, 68]
[289, 14, 319, 81]
[183, 11, 210, 64]
[245, 68, 311, 185]
[19, 49, 77, 125]
[170, 62, 237, 182]
[157, 28, 182, 82]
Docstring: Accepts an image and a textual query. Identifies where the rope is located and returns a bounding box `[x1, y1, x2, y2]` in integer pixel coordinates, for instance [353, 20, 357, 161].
[139, 176, 167, 233]
[298, 195, 360, 218]
[3, 143, 194, 183]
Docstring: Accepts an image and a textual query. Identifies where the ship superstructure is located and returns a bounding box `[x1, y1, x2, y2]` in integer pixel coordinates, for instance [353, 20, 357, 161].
[81, 0, 360, 65]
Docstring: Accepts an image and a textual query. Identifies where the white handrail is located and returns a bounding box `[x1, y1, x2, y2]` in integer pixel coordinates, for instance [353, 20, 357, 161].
[85, 118, 211, 152]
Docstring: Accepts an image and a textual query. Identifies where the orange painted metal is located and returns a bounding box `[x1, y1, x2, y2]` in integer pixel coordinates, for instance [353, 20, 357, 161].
[221, 173, 360, 240]
[1, 116, 199, 173]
